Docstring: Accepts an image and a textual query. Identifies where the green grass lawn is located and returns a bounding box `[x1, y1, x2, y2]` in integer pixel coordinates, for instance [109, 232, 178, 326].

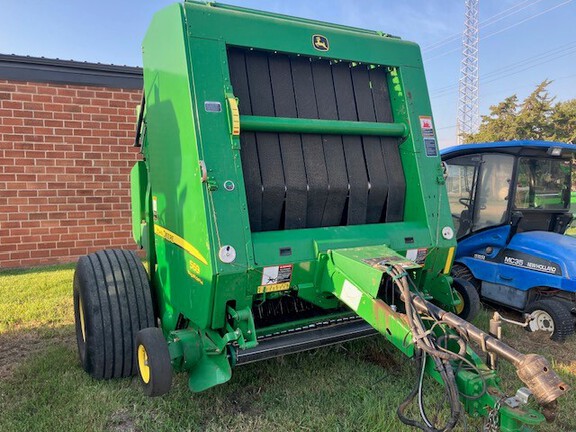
[1, 264, 575, 432]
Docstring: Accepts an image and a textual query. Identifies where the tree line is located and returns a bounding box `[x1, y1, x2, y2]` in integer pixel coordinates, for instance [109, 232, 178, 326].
[462, 80, 576, 144]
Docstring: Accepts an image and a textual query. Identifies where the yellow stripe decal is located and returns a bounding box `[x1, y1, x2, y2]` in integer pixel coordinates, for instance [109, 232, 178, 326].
[257, 282, 290, 294]
[443, 247, 455, 274]
[228, 97, 240, 136]
[154, 225, 208, 265]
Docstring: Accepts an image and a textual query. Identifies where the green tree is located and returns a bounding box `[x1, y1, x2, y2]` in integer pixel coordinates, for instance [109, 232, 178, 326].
[551, 99, 576, 143]
[462, 95, 519, 142]
[516, 79, 555, 140]
[463, 80, 575, 144]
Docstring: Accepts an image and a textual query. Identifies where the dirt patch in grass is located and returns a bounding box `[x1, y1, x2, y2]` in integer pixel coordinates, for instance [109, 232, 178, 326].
[106, 409, 139, 432]
[362, 343, 403, 373]
[0, 326, 74, 379]
[226, 385, 264, 416]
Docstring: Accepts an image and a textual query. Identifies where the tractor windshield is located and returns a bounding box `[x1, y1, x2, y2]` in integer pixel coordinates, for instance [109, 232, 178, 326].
[446, 153, 514, 238]
[514, 157, 571, 210]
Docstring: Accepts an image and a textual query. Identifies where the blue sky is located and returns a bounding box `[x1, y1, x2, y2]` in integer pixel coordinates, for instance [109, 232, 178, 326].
[1, 0, 575, 147]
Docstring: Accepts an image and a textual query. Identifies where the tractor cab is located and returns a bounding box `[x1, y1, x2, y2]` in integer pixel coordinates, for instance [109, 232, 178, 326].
[442, 140, 576, 341]
[443, 141, 574, 240]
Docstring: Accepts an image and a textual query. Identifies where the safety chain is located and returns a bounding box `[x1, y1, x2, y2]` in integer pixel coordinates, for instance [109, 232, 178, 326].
[483, 397, 506, 432]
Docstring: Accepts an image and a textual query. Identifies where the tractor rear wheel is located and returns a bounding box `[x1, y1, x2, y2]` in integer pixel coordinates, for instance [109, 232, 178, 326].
[73, 249, 155, 379]
[135, 327, 172, 397]
[526, 299, 574, 342]
[452, 277, 481, 322]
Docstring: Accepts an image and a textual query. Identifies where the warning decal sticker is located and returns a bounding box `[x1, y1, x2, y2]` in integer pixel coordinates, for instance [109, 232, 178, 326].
[419, 116, 435, 137]
[257, 264, 293, 294]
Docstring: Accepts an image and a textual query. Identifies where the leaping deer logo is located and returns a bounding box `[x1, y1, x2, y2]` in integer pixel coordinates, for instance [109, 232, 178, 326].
[313, 35, 329, 51]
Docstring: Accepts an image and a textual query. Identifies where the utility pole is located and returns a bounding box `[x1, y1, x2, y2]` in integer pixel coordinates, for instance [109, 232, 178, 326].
[457, 0, 479, 144]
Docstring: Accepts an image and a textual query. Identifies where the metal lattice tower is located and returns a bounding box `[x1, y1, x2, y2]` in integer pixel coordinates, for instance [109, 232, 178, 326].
[457, 0, 479, 144]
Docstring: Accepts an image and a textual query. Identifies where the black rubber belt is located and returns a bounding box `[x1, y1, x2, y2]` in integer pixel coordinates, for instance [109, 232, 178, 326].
[311, 60, 349, 227]
[332, 62, 368, 225]
[228, 49, 263, 232]
[351, 65, 388, 224]
[369, 67, 405, 222]
[268, 54, 307, 230]
[229, 48, 405, 230]
[290, 57, 329, 228]
[245, 51, 285, 231]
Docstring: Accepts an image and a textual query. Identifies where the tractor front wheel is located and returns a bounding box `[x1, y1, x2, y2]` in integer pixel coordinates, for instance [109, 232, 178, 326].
[73, 249, 155, 379]
[136, 327, 172, 397]
[451, 264, 479, 290]
[526, 299, 574, 342]
[452, 277, 481, 322]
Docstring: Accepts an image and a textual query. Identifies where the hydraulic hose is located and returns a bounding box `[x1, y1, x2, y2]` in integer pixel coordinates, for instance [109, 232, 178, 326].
[388, 264, 462, 432]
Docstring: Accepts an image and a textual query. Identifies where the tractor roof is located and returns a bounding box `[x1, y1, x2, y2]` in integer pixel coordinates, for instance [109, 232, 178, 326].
[441, 140, 576, 158]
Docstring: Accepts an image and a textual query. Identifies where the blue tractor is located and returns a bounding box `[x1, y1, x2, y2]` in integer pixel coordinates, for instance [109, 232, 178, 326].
[442, 140, 576, 341]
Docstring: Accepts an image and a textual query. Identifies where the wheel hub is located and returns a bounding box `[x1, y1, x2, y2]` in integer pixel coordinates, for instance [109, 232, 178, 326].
[138, 344, 151, 383]
[530, 310, 555, 333]
[454, 291, 465, 315]
[78, 297, 86, 343]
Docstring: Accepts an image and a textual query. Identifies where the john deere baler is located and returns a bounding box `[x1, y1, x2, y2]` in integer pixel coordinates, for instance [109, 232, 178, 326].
[72, 2, 568, 430]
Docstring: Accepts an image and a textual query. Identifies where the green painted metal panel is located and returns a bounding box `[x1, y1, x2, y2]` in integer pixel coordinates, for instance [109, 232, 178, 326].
[240, 115, 407, 137]
[141, 3, 215, 329]
[130, 160, 147, 246]
[183, 2, 423, 68]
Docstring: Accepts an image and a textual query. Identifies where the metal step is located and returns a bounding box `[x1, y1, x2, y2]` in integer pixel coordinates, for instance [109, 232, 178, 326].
[235, 319, 378, 365]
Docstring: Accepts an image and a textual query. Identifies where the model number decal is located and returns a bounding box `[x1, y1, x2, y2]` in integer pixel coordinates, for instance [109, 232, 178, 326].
[502, 253, 561, 275]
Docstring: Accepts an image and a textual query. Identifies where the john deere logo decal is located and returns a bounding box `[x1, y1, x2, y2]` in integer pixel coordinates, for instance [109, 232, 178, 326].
[313, 35, 329, 51]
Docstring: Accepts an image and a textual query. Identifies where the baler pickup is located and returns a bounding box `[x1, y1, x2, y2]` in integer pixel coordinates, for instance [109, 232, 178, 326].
[72, 2, 569, 430]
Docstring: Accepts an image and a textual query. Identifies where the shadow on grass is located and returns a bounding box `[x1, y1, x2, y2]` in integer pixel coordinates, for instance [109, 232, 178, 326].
[0, 262, 77, 277]
[0, 325, 75, 379]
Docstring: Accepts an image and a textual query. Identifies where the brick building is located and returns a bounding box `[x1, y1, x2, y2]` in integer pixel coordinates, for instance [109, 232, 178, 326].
[0, 55, 143, 269]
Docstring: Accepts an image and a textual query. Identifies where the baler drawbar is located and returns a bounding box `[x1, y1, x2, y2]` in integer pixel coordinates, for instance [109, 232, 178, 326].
[72, 2, 568, 430]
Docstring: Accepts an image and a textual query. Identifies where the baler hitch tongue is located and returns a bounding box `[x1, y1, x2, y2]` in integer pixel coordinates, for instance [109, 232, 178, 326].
[327, 249, 568, 431]
[412, 296, 570, 409]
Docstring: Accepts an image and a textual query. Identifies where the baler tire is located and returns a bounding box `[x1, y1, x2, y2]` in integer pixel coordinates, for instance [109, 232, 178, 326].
[135, 327, 172, 397]
[525, 299, 574, 342]
[73, 249, 155, 380]
[451, 264, 479, 291]
[452, 277, 481, 322]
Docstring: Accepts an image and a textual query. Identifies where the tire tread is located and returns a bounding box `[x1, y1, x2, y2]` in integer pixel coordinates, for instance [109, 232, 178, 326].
[73, 249, 155, 379]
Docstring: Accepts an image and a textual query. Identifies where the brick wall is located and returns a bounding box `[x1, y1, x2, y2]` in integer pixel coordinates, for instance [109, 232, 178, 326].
[0, 79, 142, 268]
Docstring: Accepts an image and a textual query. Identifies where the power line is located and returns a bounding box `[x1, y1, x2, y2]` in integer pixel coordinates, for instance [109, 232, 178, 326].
[480, 0, 573, 40]
[431, 42, 576, 97]
[425, 0, 574, 62]
[434, 73, 576, 134]
[423, 0, 545, 53]
[432, 42, 576, 95]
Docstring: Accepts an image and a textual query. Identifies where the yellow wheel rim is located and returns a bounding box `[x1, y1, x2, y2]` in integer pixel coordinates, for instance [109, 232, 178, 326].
[138, 344, 151, 384]
[454, 291, 465, 315]
[79, 297, 86, 342]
